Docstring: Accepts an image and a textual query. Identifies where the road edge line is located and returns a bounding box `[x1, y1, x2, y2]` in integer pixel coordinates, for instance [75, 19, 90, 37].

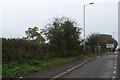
[50, 57, 96, 80]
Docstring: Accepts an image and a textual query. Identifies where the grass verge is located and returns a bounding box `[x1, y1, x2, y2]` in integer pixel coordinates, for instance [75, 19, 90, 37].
[101, 51, 114, 56]
[3, 54, 96, 78]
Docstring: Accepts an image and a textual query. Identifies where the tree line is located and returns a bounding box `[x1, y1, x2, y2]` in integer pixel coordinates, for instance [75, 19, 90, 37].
[2, 17, 118, 63]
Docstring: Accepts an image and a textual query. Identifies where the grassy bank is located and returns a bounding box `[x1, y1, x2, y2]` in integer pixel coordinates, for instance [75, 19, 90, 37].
[3, 54, 96, 78]
[101, 51, 114, 56]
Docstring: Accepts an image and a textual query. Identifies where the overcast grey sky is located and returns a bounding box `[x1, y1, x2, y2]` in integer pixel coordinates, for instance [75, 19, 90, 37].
[0, 0, 119, 41]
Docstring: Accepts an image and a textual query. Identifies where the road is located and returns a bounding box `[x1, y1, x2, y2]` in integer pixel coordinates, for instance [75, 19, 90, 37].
[118, 52, 120, 79]
[63, 55, 117, 78]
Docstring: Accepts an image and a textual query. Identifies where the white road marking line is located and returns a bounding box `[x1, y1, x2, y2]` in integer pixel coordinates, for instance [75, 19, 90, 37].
[112, 71, 116, 80]
[114, 66, 116, 69]
[113, 70, 116, 74]
[112, 55, 117, 80]
[112, 76, 115, 78]
[112, 76, 116, 79]
[19, 77, 23, 78]
[50, 60, 88, 80]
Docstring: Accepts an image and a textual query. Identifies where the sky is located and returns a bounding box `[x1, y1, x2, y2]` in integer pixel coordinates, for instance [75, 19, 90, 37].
[0, 0, 119, 41]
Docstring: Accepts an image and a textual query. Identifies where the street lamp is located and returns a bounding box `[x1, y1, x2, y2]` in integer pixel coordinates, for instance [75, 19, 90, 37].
[83, 2, 94, 51]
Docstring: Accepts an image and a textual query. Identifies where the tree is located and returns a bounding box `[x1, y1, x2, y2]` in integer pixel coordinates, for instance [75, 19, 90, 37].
[86, 33, 118, 52]
[44, 17, 82, 57]
[24, 27, 45, 43]
[86, 33, 100, 47]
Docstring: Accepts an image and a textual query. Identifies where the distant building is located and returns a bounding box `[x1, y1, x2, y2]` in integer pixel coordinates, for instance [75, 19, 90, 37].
[118, 1, 120, 49]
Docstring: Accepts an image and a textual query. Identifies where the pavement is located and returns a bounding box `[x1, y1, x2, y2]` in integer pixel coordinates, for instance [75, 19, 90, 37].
[23, 57, 95, 78]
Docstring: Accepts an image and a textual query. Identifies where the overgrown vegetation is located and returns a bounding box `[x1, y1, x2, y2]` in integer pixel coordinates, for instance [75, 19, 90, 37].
[2, 17, 83, 63]
[3, 54, 96, 78]
[43, 17, 82, 57]
[2, 17, 118, 78]
[2, 39, 50, 63]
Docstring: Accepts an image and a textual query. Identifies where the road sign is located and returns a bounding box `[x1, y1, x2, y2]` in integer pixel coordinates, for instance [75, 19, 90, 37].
[106, 44, 114, 48]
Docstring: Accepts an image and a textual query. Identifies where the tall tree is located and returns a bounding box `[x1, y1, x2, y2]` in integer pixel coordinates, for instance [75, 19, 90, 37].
[25, 27, 45, 43]
[44, 17, 82, 57]
[25, 27, 39, 40]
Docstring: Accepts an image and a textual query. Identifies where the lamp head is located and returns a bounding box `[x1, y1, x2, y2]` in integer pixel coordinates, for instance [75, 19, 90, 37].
[89, 2, 94, 5]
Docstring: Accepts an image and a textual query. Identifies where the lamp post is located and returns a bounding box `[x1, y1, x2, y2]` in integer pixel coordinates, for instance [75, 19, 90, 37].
[83, 2, 94, 51]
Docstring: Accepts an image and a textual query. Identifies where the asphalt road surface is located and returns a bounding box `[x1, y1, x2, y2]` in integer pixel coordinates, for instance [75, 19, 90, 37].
[63, 55, 117, 78]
